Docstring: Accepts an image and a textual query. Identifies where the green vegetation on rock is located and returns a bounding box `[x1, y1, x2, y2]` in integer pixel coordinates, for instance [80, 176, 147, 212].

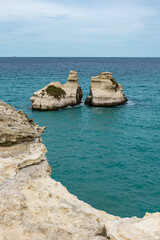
[0, 141, 13, 147]
[46, 85, 66, 100]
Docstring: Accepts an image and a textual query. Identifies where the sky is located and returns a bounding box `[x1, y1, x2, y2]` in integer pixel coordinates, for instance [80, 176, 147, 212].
[0, 0, 160, 57]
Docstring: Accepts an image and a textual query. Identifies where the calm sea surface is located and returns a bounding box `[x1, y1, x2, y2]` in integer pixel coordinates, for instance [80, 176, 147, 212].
[0, 57, 160, 217]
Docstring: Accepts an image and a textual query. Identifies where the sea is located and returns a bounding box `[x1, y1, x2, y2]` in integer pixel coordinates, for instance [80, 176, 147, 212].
[0, 57, 160, 218]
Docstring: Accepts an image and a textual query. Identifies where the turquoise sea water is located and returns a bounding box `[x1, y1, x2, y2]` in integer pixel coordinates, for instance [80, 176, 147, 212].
[0, 57, 160, 218]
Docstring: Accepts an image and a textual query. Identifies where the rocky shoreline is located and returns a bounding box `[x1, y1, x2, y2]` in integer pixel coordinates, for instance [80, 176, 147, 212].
[0, 100, 160, 240]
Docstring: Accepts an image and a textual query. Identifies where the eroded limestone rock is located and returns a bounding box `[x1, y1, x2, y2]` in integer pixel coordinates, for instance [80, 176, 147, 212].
[0, 100, 45, 145]
[0, 100, 160, 240]
[85, 72, 127, 107]
[30, 70, 83, 110]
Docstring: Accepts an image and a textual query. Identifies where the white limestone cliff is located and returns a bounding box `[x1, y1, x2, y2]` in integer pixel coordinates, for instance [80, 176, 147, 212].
[85, 72, 127, 107]
[0, 100, 160, 240]
[30, 70, 83, 110]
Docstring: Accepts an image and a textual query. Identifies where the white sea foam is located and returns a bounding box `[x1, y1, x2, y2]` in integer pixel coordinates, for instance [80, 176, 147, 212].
[126, 100, 136, 106]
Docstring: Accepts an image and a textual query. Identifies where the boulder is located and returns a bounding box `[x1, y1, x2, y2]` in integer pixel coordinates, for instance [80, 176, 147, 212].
[30, 70, 83, 110]
[85, 72, 127, 107]
[0, 100, 160, 240]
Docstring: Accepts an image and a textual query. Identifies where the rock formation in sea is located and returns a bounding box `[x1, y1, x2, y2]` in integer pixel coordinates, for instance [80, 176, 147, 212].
[30, 70, 83, 110]
[0, 99, 160, 240]
[85, 72, 127, 107]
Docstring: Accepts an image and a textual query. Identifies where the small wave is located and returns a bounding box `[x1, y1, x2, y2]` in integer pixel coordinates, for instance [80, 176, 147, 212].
[66, 103, 84, 109]
[126, 100, 136, 106]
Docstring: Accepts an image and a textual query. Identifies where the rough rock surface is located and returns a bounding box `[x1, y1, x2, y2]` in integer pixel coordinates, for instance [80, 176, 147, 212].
[85, 72, 127, 107]
[30, 70, 83, 110]
[0, 100, 160, 240]
[0, 100, 45, 145]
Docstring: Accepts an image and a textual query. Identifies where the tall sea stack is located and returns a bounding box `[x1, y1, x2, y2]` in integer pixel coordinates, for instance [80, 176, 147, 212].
[30, 70, 83, 110]
[85, 72, 127, 107]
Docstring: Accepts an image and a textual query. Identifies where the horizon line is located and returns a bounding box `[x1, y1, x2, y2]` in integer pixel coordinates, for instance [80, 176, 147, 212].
[0, 56, 160, 58]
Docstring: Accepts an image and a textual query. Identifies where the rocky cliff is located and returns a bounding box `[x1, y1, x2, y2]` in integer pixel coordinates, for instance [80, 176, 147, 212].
[30, 70, 83, 110]
[0, 100, 160, 240]
[85, 72, 127, 107]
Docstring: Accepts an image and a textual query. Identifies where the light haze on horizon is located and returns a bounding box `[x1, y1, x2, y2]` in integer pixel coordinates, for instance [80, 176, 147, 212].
[0, 0, 160, 57]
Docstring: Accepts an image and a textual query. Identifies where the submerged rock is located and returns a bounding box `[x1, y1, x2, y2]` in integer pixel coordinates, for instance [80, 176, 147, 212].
[85, 72, 127, 107]
[0, 100, 160, 240]
[30, 70, 83, 110]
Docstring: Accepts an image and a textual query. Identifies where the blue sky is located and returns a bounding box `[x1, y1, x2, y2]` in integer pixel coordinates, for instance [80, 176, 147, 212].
[0, 0, 160, 57]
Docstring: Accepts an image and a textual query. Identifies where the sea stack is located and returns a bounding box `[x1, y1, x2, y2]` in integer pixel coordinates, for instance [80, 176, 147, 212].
[0, 99, 160, 240]
[30, 70, 83, 110]
[85, 72, 127, 107]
